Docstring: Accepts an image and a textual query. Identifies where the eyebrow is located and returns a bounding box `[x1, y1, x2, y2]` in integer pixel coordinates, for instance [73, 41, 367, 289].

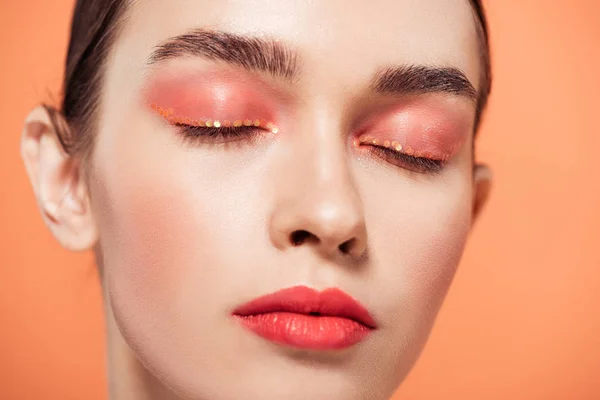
[371, 65, 477, 103]
[148, 30, 477, 103]
[147, 29, 299, 81]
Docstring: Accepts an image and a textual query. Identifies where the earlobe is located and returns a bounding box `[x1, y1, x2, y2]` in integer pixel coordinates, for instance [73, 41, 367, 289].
[472, 163, 492, 225]
[20, 105, 98, 252]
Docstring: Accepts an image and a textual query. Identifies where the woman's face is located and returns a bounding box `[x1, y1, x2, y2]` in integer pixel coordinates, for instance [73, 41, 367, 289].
[90, 0, 482, 398]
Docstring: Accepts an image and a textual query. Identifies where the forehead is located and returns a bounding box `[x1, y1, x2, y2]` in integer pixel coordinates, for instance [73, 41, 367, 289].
[114, 0, 481, 91]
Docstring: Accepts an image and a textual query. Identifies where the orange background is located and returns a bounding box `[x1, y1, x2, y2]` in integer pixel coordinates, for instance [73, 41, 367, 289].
[1, 1, 599, 399]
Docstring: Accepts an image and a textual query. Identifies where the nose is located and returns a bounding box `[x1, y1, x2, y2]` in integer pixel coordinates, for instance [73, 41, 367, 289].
[268, 131, 367, 260]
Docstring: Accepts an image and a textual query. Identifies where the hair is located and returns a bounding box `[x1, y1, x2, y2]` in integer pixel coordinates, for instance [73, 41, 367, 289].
[469, 0, 492, 131]
[46, 0, 491, 162]
[44, 0, 132, 171]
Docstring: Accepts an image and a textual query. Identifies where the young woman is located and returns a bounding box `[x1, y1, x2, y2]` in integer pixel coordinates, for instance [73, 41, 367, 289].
[20, 0, 492, 399]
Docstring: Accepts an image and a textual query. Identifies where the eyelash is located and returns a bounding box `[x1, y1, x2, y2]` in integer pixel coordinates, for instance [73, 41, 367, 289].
[173, 122, 444, 174]
[174, 123, 262, 145]
[367, 145, 444, 174]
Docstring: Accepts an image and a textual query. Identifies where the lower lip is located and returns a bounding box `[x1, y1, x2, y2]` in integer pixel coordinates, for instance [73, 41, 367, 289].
[234, 312, 372, 350]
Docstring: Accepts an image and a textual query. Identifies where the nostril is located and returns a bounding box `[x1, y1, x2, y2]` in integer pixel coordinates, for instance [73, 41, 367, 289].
[338, 238, 355, 254]
[290, 230, 312, 246]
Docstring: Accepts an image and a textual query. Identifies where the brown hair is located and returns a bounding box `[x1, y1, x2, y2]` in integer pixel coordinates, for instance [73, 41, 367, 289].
[469, 0, 493, 130]
[46, 0, 491, 160]
[44, 0, 131, 165]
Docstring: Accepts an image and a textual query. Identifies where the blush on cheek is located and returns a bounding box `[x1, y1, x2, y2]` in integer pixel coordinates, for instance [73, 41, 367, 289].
[106, 182, 200, 317]
[408, 197, 472, 315]
[92, 136, 252, 393]
[97, 171, 223, 382]
[370, 173, 473, 332]
[92, 126, 207, 321]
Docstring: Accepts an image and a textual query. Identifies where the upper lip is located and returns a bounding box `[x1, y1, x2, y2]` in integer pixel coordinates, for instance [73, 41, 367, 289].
[232, 285, 377, 329]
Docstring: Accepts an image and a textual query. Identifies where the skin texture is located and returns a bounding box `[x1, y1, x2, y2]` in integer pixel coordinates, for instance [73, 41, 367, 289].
[20, 0, 492, 399]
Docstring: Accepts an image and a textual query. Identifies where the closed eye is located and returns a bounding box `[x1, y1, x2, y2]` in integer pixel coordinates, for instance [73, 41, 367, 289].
[367, 145, 444, 174]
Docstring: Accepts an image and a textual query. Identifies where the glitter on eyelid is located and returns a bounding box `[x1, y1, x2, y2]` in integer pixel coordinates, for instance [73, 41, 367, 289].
[357, 135, 408, 153]
[150, 105, 280, 134]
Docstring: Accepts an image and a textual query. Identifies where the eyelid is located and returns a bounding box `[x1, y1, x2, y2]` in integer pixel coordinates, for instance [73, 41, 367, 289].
[369, 145, 444, 174]
[350, 100, 470, 164]
[355, 135, 450, 162]
[352, 134, 447, 174]
[150, 103, 280, 133]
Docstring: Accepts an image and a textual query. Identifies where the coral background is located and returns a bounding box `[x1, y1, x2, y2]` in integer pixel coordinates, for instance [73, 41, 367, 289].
[1, 0, 599, 398]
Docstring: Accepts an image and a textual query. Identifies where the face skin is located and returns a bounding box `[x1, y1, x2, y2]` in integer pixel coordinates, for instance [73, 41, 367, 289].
[20, 0, 492, 399]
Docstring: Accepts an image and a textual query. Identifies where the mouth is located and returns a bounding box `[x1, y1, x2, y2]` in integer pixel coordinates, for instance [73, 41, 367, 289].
[232, 285, 377, 350]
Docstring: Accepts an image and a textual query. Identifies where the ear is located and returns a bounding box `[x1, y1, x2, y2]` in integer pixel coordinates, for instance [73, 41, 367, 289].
[20, 105, 98, 251]
[472, 163, 492, 225]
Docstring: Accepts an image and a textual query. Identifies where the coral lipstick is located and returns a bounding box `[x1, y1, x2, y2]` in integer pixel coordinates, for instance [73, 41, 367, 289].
[232, 286, 376, 350]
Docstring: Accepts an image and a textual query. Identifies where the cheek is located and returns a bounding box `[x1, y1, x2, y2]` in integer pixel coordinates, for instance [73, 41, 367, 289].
[89, 114, 235, 350]
[405, 185, 471, 294]
[363, 168, 473, 325]
[107, 182, 201, 308]
[88, 108, 276, 392]
[407, 191, 471, 306]
[357, 167, 472, 387]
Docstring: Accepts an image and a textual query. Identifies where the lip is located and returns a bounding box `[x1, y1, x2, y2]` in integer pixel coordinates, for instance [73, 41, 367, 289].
[232, 285, 376, 350]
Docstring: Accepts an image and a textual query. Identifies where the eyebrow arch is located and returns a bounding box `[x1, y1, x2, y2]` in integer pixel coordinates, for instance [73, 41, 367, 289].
[147, 29, 299, 81]
[371, 65, 477, 103]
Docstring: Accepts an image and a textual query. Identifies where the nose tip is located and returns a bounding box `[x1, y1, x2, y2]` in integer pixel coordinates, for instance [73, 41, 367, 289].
[267, 120, 368, 261]
[271, 195, 368, 259]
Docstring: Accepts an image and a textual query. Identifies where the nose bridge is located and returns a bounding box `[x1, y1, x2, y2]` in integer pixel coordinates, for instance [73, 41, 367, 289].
[300, 117, 352, 196]
[268, 111, 367, 259]
[296, 96, 358, 198]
